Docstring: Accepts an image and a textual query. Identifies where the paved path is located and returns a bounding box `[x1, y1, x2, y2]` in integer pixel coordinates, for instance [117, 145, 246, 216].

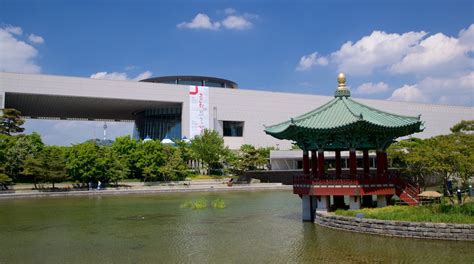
[0, 182, 291, 199]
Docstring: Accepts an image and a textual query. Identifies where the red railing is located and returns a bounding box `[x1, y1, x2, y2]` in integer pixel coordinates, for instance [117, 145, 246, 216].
[293, 169, 402, 186]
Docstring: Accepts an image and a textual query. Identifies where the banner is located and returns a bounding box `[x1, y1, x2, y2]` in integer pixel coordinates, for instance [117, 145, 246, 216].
[189, 85, 209, 138]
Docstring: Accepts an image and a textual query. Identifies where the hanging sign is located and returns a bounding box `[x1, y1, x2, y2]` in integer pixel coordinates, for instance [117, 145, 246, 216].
[189, 85, 209, 138]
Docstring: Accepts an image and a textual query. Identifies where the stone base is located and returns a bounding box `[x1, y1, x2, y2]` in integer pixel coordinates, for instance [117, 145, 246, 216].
[314, 213, 474, 241]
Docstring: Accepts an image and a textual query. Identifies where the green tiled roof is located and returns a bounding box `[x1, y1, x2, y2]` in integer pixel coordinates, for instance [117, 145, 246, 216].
[264, 96, 423, 148]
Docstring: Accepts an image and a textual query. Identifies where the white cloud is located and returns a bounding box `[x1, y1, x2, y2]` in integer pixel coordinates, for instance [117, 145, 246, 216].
[177, 13, 221, 30]
[28, 33, 44, 44]
[459, 24, 474, 48]
[390, 32, 470, 75]
[90, 70, 153, 81]
[311, 24, 473, 78]
[90, 71, 128, 80]
[389, 72, 474, 105]
[132, 70, 152, 81]
[300, 24, 473, 106]
[296, 52, 328, 71]
[331, 31, 427, 75]
[0, 25, 41, 73]
[354, 82, 389, 95]
[388, 84, 426, 103]
[222, 15, 252, 30]
[5, 25, 22, 35]
[178, 10, 256, 31]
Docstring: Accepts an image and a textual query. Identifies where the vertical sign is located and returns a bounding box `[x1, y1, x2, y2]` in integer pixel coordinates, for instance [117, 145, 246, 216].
[189, 85, 209, 138]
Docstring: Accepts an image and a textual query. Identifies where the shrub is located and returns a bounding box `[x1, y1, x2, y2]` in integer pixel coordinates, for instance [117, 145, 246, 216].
[211, 198, 226, 209]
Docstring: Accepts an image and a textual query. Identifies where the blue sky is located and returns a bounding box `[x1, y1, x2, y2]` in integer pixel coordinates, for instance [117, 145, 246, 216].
[1, 0, 473, 145]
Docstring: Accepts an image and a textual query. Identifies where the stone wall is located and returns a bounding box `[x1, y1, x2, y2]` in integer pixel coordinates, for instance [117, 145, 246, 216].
[239, 170, 297, 185]
[315, 213, 474, 241]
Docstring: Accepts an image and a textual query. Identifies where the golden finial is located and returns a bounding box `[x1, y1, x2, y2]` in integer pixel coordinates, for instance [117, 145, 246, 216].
[334, 72, 350, 97]
[337, 73, 346, 90]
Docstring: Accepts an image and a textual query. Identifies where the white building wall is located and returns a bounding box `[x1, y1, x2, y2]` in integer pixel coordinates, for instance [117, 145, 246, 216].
[1, 72, 473, 149]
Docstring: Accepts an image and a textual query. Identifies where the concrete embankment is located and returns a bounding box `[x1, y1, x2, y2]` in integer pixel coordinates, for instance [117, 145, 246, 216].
[314, 212, 474, 241]
[0, 182, 291, 199]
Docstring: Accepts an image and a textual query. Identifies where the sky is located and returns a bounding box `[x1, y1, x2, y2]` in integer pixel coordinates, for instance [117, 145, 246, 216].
[1, 0, 473, 145]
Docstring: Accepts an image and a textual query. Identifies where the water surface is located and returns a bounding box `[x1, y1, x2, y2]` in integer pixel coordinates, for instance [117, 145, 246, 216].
[0, 190, 472, 263]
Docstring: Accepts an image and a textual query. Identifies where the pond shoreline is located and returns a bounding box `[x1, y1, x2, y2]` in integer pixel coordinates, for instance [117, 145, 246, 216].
[0, 183, 292, 199]
[315, 212, 474, 241]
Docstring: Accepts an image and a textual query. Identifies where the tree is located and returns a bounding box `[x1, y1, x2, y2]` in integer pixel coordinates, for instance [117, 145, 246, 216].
[134, 140, 166, 182]
[0, 134, 15, 165]
[388, 132, 474, 195]
[22, 155, 44, 188]
[0, 108, 25, 135]
[5, 133, 44, 181]
[66, 142, 102, 183]
[41, 146, 69, 188]
[159, 146, 188, 181]
[111, 135, 139, 179]
[175, 140, 194, 164]
[100, 147, 129, 185]
[230, 145, 273, 174]
[450, 120, 474, 133]
[190, 129, 229, 175]
[0, 165, 12, 190]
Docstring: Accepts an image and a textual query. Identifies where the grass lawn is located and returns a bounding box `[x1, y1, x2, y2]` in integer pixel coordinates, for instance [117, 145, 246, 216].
[335, 201, 474, 224]
[186, 174, 226, 180]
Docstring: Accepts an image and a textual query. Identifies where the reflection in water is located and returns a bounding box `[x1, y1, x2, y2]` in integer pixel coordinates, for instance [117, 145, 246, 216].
[0, 191, 472, 263]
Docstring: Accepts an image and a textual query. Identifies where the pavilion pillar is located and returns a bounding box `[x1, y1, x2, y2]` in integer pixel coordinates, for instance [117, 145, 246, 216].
[302, 195, 317, 221]
[349, 148, 357, 178]
[318, 149, 325, 178]
[335, 150, 342, 178]
[363, 150, 370, 177]
[376, 149, 384, 177]
[311, 150, 318, 179]
[383, 151, 388, 174]
[303, 150, 310, 176]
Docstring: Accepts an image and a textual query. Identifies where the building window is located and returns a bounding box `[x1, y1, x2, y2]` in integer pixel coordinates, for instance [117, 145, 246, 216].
[223, 121, 244, 137]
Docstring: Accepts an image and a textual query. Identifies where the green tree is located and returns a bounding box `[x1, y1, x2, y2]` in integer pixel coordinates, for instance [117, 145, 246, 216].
[0, 108, 25, 135]
[388, 132, 474, 193]
[111, 135, 139, 179]
[66, 142, 102, 183]
[0, 165, 12, 190]
[5, 133, 44, 181]
[450, 120, 474, 133]
[22, 155, 44, 188]
[230, 145, 273, 174]
[134, 140, 166, 182]
[159, 146, 188, 181]
[100, 147, 129, 185]
[190, 129, 229, 175]
[41, 146, 69, 188]
[0, 134, 16, 165]
[175, 140, 194, 164]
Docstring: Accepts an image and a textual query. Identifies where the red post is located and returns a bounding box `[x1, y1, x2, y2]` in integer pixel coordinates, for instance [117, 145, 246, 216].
[363, 150, 370, 177]
[335, 150, 341, 178]
[349, 148, 357, 178]
[376, 150, 383, 178]
[318, 149, 325, 178]
[311, 150, 318, 179]
[303, 150, 310, 176]
[383, 151, 388, 173]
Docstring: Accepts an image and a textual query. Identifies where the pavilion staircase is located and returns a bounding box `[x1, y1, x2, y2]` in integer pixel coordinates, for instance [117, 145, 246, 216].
[395, 181, 420, 206]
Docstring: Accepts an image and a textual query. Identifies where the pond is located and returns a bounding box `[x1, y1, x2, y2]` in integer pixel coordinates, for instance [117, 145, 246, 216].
[0, 190, 472, 263]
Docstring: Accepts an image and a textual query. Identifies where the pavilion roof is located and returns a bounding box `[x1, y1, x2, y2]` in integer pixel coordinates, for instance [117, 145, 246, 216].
[264, 73, 424, 150]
